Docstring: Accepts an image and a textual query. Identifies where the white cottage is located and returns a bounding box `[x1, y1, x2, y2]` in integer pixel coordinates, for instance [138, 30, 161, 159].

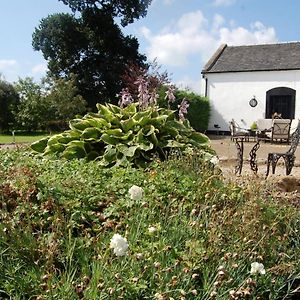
[202, 42, 300, 133]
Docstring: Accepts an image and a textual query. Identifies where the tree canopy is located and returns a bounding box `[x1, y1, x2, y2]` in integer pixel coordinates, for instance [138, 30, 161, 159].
[0, 79, 19, 132]
[58, 0, 152, 26]
[32, 0, 150, 110]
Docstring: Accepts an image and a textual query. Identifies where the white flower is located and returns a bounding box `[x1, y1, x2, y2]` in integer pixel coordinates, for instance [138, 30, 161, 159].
[110, 234, 129, 257]
[250, 262, 265, 275]
[128, 185, 143, 201]
[210, 156, 219, 165]
[148, 226, 157, 234]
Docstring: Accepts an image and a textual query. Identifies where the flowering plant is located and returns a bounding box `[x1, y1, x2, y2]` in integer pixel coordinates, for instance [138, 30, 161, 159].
[110, 234, 129, 257]
[128, 185, 143, 201]
[250, 262, 266, 275]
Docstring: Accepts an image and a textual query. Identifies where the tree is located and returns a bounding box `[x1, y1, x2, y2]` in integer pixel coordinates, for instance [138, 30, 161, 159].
[32, 2, 149, 110]
[0, 79, 19, 132]
[14, 76, 87, 131]
[58, 0, 152, 26]
[14, 77, 47, 131]
[43, 74, 87, 121]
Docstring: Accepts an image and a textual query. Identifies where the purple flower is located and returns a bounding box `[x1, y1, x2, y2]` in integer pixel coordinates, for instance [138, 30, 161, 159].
[135, 76, 150, 109]
[118, 88, 133, 108]
[165, 85, 176, 106]
[178, 98, 189, 120]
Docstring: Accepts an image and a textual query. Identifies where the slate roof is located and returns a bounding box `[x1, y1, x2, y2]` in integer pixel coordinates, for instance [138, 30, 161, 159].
[202, 42, 300, 73]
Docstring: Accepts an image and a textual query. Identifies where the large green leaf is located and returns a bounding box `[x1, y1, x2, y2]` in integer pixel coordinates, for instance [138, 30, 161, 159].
[85, 116, 110, 129]
[62, 141, 87, 159]
[31, 137, 49, 153]
[149, 115, 168, 127]
[48, 143, 66, 153]
[96, 103, 115, 122]
[116, 144, 138, 157]
[81, 127, 102, 140]
[100, 133, 118, 145]
[122, 103, 138, 116]
[142, 125, 157, 136]
[120, 118, 138, 132]
[69, 119, 92, 131]
[103, 145, 117, 162]
[188, 132, 209, 145]
[136, 131, 154, 151]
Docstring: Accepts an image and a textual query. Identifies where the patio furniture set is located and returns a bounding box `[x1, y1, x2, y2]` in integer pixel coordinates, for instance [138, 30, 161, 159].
[229, 118, 300, 176]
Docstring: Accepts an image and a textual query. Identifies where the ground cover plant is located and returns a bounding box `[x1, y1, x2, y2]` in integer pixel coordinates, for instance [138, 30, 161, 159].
[0, 148, 299, 299]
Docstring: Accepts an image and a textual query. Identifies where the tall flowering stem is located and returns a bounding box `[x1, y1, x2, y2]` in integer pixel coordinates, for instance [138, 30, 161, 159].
[135, 76, 150, 109]
[178, 98, 189, 121]
[165, 85, 176, 108]
[118, 88, 134, 108]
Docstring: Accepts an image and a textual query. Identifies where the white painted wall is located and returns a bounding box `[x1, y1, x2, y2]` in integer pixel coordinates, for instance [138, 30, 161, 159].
[204, 70, 300, 131]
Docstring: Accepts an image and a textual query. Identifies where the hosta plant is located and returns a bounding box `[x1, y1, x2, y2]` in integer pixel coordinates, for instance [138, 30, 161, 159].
[31, 103, 213, 167]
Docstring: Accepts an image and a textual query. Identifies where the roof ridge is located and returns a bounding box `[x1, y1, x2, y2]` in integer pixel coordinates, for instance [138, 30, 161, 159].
[227, 41, 300, 48]
[202, 44, 227, 73]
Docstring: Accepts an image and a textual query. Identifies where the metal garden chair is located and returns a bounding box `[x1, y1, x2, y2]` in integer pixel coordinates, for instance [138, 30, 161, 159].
[266, 120, 300, 177]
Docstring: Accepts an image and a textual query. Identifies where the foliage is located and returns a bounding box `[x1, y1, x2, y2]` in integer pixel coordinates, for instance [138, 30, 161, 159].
[59, 0, 152, 26]
[43, 74, 87, 122]
[0, 79, 19, 132]
[0, 149, 299, 299]
[13, 76, 87, 131]
[251, 122, 258, 131]
[14, 77, 48, 131]
[158, 87, 210, 132]
[176, 90, 210, 133]
[32, 9, 146, 109]
[31, 102, 212, 167]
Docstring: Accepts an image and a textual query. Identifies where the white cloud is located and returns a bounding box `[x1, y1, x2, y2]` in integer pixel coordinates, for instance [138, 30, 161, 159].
[140, 10, 277, 67]
[0, 59, 17, 70]
[175, 76, 202, 94]
[219, 22, 277, 45]
[31, 63, 47, 74]
[213, 0, 236, 7]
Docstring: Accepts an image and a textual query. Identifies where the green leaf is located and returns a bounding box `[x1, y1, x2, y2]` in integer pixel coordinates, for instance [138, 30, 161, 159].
[122, 103, 138, 116]
[120, 118, 138, 132]
[69, 119, 92, 131]
[100, 133, 118, 145]
[31, 137, 49, 153]
[96, 103, 114, 122]
[62, 142, 87, 159]
[81, 127, 102, 140]
[142, 125, 157, 136]
[85, 116, 110, 129]
[103, 145, 117, 162]
[116, 144, 138, 157]
[48, 143, 66, 153]
[164, 140, 185, 148]
[188, 132, 209, 145]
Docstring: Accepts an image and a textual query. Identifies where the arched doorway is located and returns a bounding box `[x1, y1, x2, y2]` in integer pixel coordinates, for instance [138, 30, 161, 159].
[266, 87, 295, 119]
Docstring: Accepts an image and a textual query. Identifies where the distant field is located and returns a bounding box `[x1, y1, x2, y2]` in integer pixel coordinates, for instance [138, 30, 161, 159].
[0, 132, 50, 144]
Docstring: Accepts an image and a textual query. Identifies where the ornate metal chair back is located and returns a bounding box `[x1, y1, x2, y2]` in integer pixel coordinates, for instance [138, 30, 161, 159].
[271, 119, 291, 142]
[286, 120, 300, 155]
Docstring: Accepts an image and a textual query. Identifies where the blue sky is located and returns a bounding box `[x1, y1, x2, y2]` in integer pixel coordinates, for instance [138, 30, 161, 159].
[0, 0, 299, 94]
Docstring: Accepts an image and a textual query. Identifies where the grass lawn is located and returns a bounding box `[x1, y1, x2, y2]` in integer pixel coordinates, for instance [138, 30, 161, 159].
[0, 132, 50, 144]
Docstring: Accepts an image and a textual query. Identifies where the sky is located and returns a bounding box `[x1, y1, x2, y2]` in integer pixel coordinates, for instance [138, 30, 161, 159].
[0, 0, 300, 94]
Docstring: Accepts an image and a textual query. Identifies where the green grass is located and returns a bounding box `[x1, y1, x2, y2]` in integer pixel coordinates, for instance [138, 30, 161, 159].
[0, 132, 50, 144]
[0, 149, 299, 299]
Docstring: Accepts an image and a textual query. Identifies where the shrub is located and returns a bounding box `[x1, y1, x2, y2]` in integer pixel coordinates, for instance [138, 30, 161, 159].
[175, 90, 210, 132]
[31, 103, 213, 167]
[158, 87, 210, 132]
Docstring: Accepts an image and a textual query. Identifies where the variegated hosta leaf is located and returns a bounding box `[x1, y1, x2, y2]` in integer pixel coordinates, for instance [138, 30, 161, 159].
[31, 102, 214, 167]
